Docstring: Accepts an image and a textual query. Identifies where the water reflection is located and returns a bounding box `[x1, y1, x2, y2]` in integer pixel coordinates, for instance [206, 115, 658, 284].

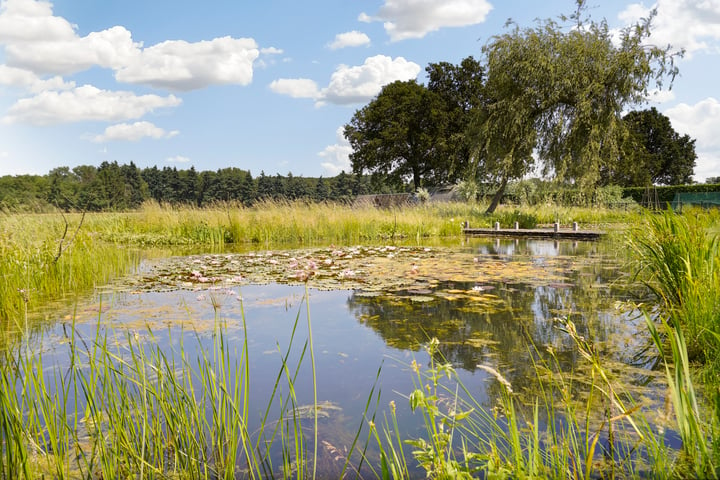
[19, 237, 668, 477]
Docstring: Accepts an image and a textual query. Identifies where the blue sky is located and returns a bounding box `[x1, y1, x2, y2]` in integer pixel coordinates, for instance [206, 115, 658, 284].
[1, 0, 719, 182]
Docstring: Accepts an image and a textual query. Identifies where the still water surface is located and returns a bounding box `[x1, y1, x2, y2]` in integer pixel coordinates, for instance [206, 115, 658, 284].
[33, 236, 666, 476]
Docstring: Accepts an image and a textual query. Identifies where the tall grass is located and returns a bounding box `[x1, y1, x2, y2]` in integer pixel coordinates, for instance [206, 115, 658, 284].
[88, 200, 638, 247]
[627, 208, 720, 370]
[627, 207, 720, 477]
[370, 321, 681, 480]
[0, 213, 140, 324]
[0, 286, 374, 479]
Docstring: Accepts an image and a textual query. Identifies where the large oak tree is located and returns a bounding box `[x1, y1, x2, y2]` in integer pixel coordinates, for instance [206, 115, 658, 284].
[345, 58, 484, 191]
[344, 80, 448, 190]
[605, 107, 696, 186]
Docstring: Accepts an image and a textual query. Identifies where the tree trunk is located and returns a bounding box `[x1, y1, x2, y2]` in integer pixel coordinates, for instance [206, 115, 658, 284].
[485, 177, 508, 214]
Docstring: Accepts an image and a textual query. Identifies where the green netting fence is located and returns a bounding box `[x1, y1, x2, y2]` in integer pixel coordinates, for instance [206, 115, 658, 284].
[671, 192, 720, 210]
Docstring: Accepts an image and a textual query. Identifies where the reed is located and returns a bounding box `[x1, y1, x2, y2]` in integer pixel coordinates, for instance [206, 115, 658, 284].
[627, 208, 720, 369]
[87, 199, 637, 247]
[373, 325, 681, 480]
[0, 288, 366, 479]
[0, 212, 140, 325]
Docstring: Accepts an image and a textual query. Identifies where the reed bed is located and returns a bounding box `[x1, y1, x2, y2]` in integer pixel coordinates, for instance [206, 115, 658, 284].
[627, 208, 720, 373]
[90, 199, 638, 247]
[0, 212, 140, 325]
[0, 286, 375, 479]
[627, 207, 720, 476]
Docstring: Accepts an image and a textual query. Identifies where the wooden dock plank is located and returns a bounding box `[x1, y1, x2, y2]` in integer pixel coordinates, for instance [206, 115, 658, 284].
[462, 227, 604, 240]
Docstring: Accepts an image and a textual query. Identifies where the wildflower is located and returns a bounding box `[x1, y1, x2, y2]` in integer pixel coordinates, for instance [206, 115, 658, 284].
[389, 400, 396, 414]
[411, 359, 419, 373]
[368, 420, 375, 430]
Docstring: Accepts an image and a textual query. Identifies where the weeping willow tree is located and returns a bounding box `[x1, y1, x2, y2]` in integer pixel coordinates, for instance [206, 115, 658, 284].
[472, 0, 682, 213]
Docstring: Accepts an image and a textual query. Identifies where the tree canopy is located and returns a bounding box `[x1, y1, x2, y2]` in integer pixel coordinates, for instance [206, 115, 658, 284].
[604, 107, 696, 186]
[345, 58, 484, 190]
[469, 1, 681, 211]
[345, 80, 448, 190]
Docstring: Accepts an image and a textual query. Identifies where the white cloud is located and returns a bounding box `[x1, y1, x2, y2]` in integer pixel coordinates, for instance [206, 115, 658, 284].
[0, 65, 76, 93]
[618, 0, 720, 57]
[115, 36, 259, 90]
[327, 31, 371, 50]
[0, 0, 260, 90]
[271, 55, 420, 106]
[646, 88, 676, 104]
[665, 97, 720, 149]
[269, 78, 321, 99]
[0, 0, 76, 43]
[3, 85, 181, 125]
[166, 155, 190, 163]
[261, 46, 283, 55]
[665, 97, 720, 182]
[6, 25, 141, 75]
[91, 121, 179, 142]
[319, 126, 353, 175]
[360, 0, 493, 41]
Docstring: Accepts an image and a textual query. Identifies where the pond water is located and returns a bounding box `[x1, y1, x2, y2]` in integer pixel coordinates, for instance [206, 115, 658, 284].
[26, 236, 671, 477]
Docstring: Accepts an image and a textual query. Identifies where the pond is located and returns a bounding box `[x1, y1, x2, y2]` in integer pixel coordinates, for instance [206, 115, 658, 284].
[20, 236, 671, 478]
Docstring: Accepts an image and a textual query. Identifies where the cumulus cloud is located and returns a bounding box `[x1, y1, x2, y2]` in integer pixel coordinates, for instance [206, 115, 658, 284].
[0, 65, 76, 93]
[91, 121, 179, 142]
[3, 85, 181, 125]
[115, 36, 258, 90]
[360, 0, 493, 41]
[6, 25, 141, 75]
[665, 97, 720, 181]
[319, 126, 353, 175]
[0, 0, 260, 90]
[271, 55, 420, 106]
[666, 97, 720, 149]
[269, 78, 321, 99]
[166, 155, 190, 163]
[0, 0, 76, 43]
[646, 88, 676, 104]
[618, 0, 720, 56]
[327, 31, 371, 50]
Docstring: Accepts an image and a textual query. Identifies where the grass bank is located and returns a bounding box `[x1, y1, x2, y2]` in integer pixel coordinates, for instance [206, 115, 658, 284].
[89, 200, 640, 247]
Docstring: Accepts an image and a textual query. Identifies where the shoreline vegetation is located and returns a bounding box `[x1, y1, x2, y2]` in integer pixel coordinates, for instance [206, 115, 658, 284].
[1, 200, 719, 478]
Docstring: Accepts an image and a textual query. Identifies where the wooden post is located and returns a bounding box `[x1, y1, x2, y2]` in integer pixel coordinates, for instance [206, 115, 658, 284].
[554, 222, 560, 232]
[514, 221, 519, 230]
[572, 222, 578, 231]
[494, 221, 500, 231]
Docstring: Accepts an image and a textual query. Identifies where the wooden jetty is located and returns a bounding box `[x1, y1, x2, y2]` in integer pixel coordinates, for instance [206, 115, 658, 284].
[462, 221, 605, 240]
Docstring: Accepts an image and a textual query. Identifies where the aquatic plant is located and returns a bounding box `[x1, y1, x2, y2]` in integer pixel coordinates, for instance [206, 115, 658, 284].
[0, 287, 378, 479]
[628, 208, 720, 369]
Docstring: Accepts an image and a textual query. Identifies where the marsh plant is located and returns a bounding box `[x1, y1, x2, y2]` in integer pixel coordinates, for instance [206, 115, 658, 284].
[369, 310, 715, 480]
[0, 286, 376, 479]
[628, 208, 720, 375]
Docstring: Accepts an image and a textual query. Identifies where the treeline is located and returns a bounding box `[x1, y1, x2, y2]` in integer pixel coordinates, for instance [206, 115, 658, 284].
[0, 161, 395, 212]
